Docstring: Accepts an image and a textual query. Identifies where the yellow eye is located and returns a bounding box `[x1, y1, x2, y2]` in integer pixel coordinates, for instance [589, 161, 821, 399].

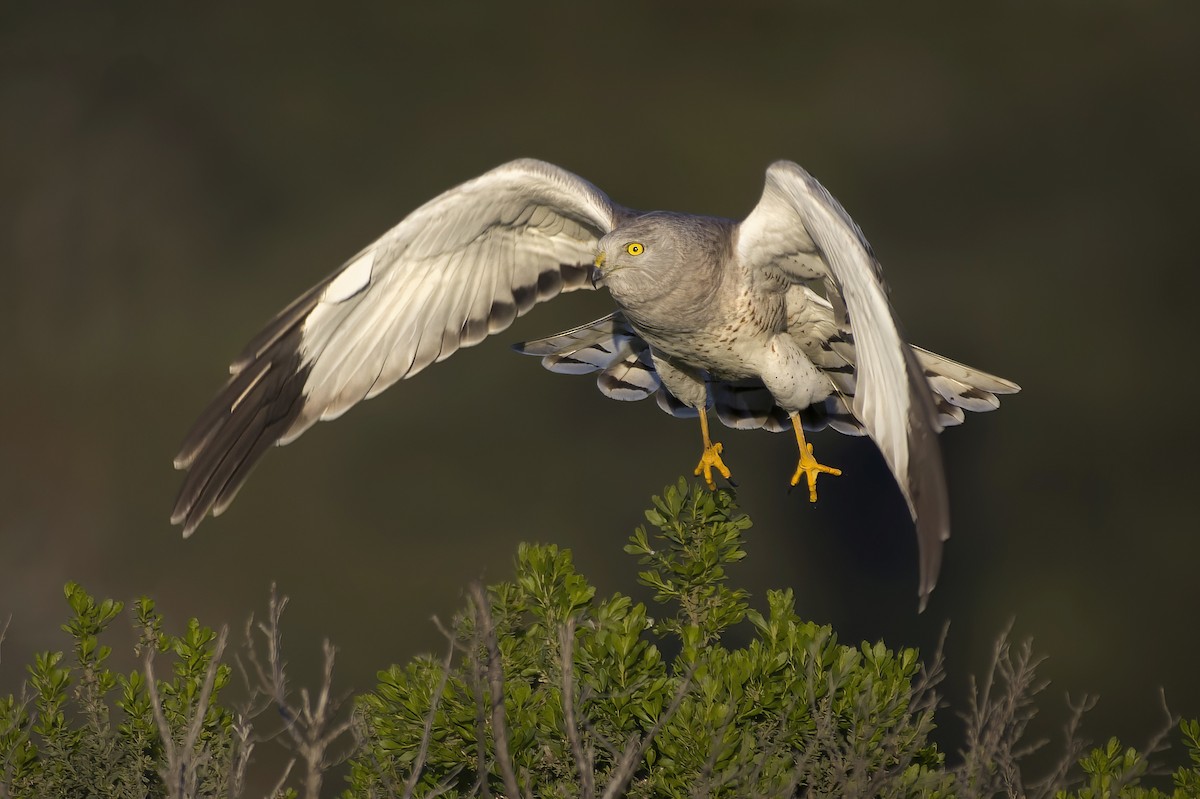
[626, 242, 644, 256]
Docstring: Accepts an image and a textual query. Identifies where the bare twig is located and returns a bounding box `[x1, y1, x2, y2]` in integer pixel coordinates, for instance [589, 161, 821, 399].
[957, 623, 1048, 797]
[781, 651, 839, 798]
[745, 694, 801, 793]
[242, 586, 356, 799]
[242, 590, 289, 712]
[470, 581, 522, 799]
[768, 628, 948, 799]
[0, 612, 24, 799]
[0, 614, 32, 799]
[1035, 689, 1177, 799]
[1139, 690, 1181, 781]
[856, 628, 948, 798]
[145, 625, 229, 799]
[267, 758, 296, 799]
[432, 614, 471, 656]
[0, 614, 9, 666]
[231, 609, 295, 797]
[467, 632, 492, 799]
[693, 705, 738, 798]
[1028, 692, 1097, 799]
[422, 767, 469, 799]
[226, 710, 254, 799]
[559, 618, 594, 799]
[187, 627, 229, 756]
[402, 636, 456, 799]
[600, 662, 696, 799]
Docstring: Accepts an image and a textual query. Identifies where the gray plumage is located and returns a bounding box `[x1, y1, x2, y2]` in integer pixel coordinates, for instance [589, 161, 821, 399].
[172, 158, 1019, 609]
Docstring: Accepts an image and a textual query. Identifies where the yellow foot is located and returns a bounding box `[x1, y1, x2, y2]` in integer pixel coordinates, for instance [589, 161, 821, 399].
[789, 442, 842, 502]
[694, 442, 732, 490]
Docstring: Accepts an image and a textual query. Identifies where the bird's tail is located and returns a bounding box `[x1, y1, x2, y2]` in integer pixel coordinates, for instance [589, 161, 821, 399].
[910, 346, 1021, 428]
[514, 312, 1020, 433]
[805, 325, 1020, 431]
[512, 312, 664, 402]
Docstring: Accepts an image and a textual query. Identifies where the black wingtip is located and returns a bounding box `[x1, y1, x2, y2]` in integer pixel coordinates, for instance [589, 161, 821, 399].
[170, 326, 311, 535]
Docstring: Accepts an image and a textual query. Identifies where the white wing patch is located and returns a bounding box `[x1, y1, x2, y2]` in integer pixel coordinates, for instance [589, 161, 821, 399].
[323, 247, 376, 303]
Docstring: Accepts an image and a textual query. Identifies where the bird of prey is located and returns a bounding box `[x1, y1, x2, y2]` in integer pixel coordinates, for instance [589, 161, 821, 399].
[172, 158, 1018, 608]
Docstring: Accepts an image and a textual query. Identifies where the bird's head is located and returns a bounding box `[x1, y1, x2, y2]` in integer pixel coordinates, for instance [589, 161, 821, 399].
[593, 213, 688, 304]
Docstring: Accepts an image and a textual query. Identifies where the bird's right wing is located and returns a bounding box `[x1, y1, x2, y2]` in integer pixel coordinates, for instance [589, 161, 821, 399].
[736, 161, 948, 609]
[173, 159, 624, 535]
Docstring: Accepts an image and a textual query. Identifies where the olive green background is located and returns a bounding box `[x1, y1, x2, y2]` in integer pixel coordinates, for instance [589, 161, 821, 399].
[3, 0, 1198, 782]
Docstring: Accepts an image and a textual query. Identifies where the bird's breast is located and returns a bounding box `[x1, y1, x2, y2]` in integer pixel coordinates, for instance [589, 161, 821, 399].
[621, 284, 788, 382]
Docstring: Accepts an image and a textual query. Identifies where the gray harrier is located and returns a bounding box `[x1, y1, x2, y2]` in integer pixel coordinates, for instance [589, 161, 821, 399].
[172, 159, 1018, 609]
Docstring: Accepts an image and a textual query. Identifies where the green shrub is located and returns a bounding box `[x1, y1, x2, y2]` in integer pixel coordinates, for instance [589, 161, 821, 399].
[1, 478, 1197, 799]
[1055, 721, 1200, 799]
[349, 479, 946, 798]
[0, 586, 236, 798]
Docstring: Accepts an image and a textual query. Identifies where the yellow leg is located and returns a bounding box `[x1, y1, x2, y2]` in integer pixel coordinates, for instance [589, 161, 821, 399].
[693, 408, 732, 489]
[789, 415, 842, 502]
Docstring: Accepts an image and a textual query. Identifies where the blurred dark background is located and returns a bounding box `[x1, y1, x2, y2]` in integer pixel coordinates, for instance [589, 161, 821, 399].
[3, 1, 1198, 788]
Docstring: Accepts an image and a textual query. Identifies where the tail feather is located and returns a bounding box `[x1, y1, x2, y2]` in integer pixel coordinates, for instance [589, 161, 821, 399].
[655, 386, 699, 418]
[934, 401, 966, 428]
[515, 312, 663, 402]
[912, 346, 1021, 393]
[514, 313, 1019, 435]
[912, 346, 1020, 414]
[517, 314, 627, 374]
[597, 347, 660, 400]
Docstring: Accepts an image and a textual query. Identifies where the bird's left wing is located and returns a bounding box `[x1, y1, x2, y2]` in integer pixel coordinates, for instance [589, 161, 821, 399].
[736, 161, 948, 609]
[172, 159, 623, 535]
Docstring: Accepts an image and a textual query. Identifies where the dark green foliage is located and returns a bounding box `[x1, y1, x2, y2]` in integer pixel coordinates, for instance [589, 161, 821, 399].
[0, 585, 235, 799]
[624, 481, 750, 649]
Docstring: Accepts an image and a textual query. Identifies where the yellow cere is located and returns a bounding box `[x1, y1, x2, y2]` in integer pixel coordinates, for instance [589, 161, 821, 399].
[626, 242, 644, 256]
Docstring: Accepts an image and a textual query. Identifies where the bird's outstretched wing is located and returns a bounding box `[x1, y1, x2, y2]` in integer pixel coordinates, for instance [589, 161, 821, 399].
[172, 159, 623, 535]
[736, 160, 948, 609]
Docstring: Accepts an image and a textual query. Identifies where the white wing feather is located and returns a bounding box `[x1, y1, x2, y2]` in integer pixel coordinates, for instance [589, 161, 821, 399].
[173, 159, 621, 535]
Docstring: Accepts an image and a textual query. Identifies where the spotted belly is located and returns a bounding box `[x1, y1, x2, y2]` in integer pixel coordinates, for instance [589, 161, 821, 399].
[629, 287, 790, 382]
[628, 313, 776, 382]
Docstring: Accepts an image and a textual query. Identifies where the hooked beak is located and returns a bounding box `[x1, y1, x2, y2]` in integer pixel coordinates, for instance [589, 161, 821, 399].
[590, 251, 606, 288]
